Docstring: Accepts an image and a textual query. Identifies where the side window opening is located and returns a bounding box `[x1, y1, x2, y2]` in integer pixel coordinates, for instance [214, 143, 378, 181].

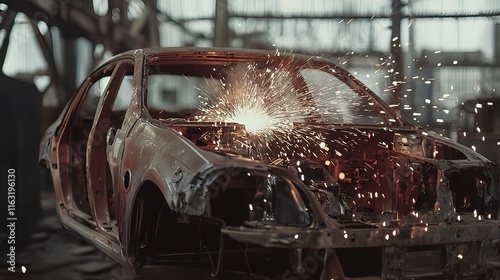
[60, 61, 133, 220]
[80, 76, 111, 119]
[145, 74, 201, 119]
[88, 62, 134, 228]
[67, 73, 114, 217]
[110, 74, 133, 129]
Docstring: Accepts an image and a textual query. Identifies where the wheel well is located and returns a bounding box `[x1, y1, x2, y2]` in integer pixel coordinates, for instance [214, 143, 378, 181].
[130, 180, 222, 268]
[130, 181, 169, 266]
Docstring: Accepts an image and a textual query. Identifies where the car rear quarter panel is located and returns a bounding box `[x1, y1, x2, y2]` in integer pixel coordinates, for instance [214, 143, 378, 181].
[120, 119, 218, 252]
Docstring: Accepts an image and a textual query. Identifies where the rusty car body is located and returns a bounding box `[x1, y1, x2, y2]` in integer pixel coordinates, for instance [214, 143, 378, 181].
[39, 47, 500, 279]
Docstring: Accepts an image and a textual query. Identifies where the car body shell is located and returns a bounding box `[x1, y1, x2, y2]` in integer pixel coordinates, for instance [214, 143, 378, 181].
[40, 47, 500, 279]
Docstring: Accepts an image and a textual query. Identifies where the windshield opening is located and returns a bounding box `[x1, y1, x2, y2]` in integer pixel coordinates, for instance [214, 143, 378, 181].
[144, 58, 390, 127]
[301, 68, 387, 125]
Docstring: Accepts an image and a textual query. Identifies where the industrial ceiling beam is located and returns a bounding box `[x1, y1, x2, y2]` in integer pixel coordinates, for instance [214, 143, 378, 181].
[0, 9, 16, 70]
[177, 11, 500, 22]
[28, 18, 64, 99]
[2, 0, 154, 53]
[214, 0, 229, 47]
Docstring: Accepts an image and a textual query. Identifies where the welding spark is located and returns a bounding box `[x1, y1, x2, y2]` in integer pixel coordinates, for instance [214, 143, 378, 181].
[195, 60, 327, 161]
[227, 105, 276, 135]
[197, 62, 305, 134]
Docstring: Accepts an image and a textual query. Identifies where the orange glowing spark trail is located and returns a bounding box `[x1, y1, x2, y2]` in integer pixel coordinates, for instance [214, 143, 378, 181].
[195, 59, 327, 161]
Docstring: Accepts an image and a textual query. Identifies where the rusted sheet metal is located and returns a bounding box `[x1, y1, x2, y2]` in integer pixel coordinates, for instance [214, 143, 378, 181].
[40, 47, 500, 279]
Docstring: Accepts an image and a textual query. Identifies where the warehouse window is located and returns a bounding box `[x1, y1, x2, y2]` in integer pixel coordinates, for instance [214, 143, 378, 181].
[92, 0, 108, 16]
[2, 13, 48, 81]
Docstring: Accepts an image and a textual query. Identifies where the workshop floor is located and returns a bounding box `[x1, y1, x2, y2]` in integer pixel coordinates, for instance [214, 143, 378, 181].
[0, 189, 133, 280]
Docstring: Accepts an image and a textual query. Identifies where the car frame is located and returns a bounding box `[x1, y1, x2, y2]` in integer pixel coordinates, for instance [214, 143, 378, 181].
[40, 47, 500, 279]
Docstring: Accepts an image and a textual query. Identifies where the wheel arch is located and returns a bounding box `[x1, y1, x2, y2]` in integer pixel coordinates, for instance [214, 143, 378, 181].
[127, 179, 172, 269]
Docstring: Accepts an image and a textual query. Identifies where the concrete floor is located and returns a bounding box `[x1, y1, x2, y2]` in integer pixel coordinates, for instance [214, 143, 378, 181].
[0, 190, 132, 280]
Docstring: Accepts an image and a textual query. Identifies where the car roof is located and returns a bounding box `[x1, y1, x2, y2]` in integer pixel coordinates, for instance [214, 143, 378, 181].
[108, 46, 323, 64]
[143, 46, 289, 57]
